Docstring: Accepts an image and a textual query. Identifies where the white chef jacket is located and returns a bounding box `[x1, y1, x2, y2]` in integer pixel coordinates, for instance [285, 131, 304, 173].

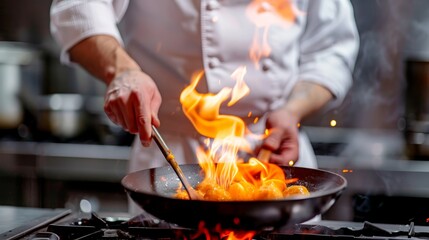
[50, 0, 359, 172]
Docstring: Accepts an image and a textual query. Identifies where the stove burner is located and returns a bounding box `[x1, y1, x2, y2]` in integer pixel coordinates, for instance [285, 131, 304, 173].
[264, 221, 428, 240]
[45, 212, 200, 240]
[35, 212, 429, 240]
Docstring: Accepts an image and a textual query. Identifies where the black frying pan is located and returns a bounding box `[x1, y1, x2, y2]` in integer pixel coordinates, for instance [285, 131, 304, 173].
[121, 164, 346, 231]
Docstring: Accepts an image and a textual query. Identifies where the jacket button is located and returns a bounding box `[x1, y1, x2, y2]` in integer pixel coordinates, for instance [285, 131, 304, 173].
[208, 57, 220, 68]
[261, 59, 271, 71]
[206, 1, 220, 11]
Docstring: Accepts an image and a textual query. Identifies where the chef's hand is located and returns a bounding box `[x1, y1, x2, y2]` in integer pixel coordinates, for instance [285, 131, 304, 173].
[104, 70, 162, 146]
[261, 108, 300, 165]
[259, 81, 334, 165]
[68, 35, 162, 147]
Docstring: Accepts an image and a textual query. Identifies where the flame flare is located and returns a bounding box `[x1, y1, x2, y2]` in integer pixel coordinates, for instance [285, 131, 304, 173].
[180, 68, 250, 189]
[175, 0, 309, 203]
[176, 1, 309, 237]
[178, 69, 309, 201]
[246, 0, 297, 67]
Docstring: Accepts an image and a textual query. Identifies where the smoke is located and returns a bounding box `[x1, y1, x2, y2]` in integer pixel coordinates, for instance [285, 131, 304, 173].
[402, 0, 429, 59]
[337, 0, 412, 130]
[305, 1, 429, 159]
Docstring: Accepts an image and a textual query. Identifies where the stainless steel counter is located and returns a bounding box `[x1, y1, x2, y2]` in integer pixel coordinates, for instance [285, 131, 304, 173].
[0, 205, 70, 240]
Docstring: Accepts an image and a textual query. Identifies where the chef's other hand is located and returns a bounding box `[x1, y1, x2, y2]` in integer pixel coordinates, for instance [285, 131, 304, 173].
[104, 70, 162, 146]
[261, 108, 300, 165]
[260, 81, 334, 165]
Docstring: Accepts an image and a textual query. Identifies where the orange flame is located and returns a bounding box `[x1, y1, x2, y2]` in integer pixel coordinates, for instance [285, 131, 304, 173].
[177, 0, 308, 201]
[221, 230, 256, 240]
[246, 0, 296, 67]
[176, 2, 310, 236]
[180, 70, 247, 140]
[190, 223, 256, 240]
[229, 66, 250, 106]
[180, 69, 251, 188]
[179, 71, 307, 201]
[175, 1, 309, 237]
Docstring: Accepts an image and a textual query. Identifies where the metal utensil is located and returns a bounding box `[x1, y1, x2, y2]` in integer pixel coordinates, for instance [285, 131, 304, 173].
[151, 125, 201, 200]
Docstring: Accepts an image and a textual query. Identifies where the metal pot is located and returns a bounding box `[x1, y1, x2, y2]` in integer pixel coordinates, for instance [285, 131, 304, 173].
[0, 42, 42, 129]
[37, 94, 87, 139]
[405, 60, 429, 159]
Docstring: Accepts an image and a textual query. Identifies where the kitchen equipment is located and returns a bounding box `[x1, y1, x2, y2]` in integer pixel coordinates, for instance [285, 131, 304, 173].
[32, 211, 429, 240]
[0, 42, 42, 129]
[0, 206, 70, 240]
[37, 94, 87, 139]
[151, 126, 200, 200]
[405, 59, 429, 159]
[121, 164, 347, 231]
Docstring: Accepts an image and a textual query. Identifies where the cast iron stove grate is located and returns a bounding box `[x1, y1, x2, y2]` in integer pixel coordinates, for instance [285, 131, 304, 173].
[45, 212, 197, 239]
[37, 212, 429, 240]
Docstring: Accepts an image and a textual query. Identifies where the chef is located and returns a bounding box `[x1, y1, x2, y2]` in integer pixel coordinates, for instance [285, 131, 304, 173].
[50, 0, 359, 213]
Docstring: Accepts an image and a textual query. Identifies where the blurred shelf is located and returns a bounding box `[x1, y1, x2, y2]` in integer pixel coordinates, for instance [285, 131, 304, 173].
[0, 141, 130, 182]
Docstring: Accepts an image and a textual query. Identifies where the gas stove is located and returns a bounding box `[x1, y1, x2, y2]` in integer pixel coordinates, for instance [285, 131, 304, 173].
[20, 212, 429, 240]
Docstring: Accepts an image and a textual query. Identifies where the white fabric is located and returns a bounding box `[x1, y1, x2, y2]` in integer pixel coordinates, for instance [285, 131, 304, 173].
[50, 0, 359, 197]
[50, 0, 128, 63]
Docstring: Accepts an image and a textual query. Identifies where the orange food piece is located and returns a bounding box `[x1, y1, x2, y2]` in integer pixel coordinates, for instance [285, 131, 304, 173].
[255, 184, 284, 199]
[229, 182, 256, 200]
[263, 179, 286, 191]
[284, 185, 310, 196]
[204, 185, 231, 201]
[175, 191, 191, 200]
[174, 163, 310, 201]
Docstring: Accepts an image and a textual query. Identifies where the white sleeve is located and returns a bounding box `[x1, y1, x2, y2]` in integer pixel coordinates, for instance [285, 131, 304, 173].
[298, 0, 359, 109]
[50, 0, 129, 64]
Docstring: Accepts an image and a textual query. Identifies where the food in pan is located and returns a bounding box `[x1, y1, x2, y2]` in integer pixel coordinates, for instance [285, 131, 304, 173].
[175, 160, 309, 201]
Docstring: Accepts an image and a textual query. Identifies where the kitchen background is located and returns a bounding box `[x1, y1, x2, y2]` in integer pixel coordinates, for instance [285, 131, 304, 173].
[1, 0, 429, 225]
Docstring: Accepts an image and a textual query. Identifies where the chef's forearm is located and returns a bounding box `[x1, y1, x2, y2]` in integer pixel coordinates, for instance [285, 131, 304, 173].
[69, 35, 141, 84]
[282, 81, 333, 121]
